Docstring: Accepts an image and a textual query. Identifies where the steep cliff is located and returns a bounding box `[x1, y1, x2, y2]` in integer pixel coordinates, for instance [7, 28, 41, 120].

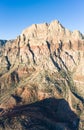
[0, 20, 84, 130]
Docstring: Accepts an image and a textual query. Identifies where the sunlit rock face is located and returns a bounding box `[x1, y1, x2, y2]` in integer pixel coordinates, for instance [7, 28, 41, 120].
[0, 20, 84, 130]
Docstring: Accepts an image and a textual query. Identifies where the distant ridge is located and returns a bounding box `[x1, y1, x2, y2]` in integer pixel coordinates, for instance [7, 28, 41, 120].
[0, 40, 7, 46]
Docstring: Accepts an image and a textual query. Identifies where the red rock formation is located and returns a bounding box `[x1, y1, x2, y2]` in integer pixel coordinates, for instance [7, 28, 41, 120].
[0, 20, 84, 129]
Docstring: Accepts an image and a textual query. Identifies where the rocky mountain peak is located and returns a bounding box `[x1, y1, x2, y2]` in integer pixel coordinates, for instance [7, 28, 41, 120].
[21, 20, 83, 46]
[72, 30, 84, 39]
[0, 20, 84, 130]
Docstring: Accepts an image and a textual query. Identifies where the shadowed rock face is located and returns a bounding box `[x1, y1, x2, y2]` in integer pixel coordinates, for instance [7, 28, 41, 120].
[0, 40, 7, 46]
[0, 20, 84, 129]
[0, 98, 80, 130]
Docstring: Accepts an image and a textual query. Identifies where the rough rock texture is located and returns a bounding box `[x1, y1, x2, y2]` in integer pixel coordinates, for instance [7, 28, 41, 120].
[0, 20, 84, 130]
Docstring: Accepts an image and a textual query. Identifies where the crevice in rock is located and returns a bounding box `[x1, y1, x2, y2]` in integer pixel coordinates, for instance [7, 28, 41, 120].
[46, 41, 51, 53]
[5, 56, 11, 70]
[17, 36, 20, 57]
[50, 53, 61, 71]
[53, 51, 68, 71]
[54, 51, 68, 71]
[25, 52, 30, 64]
[65, 52, 76, 65]
[58, 40, 63, 51]
[11, 71, 20, 83]
[27, 43, 36, 64]
[23, 34, 26, 42]
[68, 40, 72, 49]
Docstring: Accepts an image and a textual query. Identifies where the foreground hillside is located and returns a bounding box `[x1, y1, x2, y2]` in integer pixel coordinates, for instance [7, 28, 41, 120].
[0, 20, 84, 130]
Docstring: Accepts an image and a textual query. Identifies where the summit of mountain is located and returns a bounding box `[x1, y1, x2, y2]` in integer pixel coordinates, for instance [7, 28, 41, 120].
[22, 20, 83, 41]
[0, 20, 84, 130]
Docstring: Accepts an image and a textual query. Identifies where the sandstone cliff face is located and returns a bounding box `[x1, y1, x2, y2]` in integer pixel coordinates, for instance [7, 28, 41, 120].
[0, 20, 84, 130]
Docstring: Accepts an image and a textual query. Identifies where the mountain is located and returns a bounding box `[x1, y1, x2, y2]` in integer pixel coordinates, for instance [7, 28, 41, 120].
[0, 20, 84, 130]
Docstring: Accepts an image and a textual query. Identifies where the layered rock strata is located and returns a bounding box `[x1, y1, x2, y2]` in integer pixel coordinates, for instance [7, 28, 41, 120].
[0, 20, 84, 130]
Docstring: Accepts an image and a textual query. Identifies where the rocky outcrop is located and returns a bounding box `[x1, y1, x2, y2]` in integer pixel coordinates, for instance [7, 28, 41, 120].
[0, 20, 84, 130]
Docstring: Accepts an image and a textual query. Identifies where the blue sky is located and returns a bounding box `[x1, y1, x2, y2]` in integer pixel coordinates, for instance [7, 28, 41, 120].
[0, 0, 84, 40]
